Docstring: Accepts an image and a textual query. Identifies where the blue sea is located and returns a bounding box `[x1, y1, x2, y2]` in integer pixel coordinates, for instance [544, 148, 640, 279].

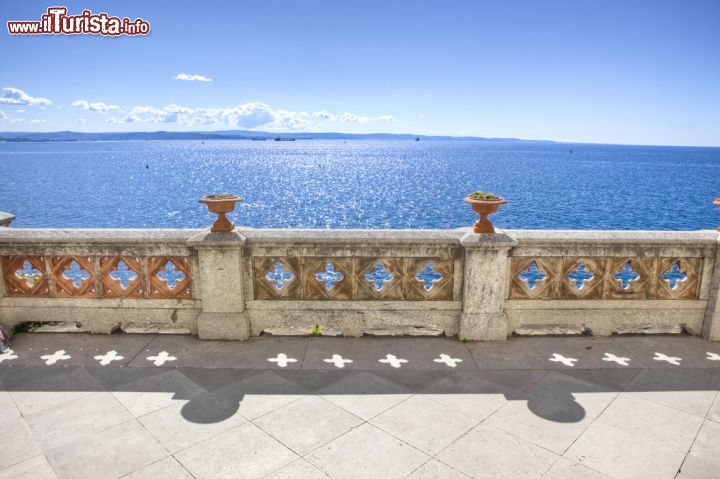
[1, 140, 719, 230]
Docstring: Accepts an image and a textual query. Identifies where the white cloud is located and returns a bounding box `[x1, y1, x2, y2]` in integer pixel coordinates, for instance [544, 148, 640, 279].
[30, 119, 46, 124]
[0, 111, 6, 120]
[164, 104, 193, 113]
[15, 109, 25, 113]
[77, 118, 87, 123]
[9, 118, 24, 124]
[313, 110, 396, 123]
[193, 102, 277, 128]
[174, 73, 213, 82]
[72, 100, 119, 112]
[101, 101, 394, 131]
[0, 87, 51, 106]
[108, 104, 194, 124]
[375, 115, 397, 122]
[314, 110, 367, 122]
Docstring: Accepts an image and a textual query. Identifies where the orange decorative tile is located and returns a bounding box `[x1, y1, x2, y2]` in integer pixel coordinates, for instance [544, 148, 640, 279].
[356, 258, 404, 300]
[605, 257, 653, 299]
[253, 257, 301, 300]
[147, 257, 192, 299]
[50, 256, 97, 297]
[100, 256, 144, 298]
[654, 257, 700, 300]
[510, 257, 557, 299]
[405, 258, 453, 301]
[302, 257, 354, 300]
[1, 255, 49, 297]
[560, 258, 606, 299]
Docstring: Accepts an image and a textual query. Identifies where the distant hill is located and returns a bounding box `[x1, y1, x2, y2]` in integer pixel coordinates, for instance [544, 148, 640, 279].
[0, 130, 554, 143]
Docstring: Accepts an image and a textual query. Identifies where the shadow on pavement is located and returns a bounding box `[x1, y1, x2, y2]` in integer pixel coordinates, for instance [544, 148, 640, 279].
[1, 364, 718, 424]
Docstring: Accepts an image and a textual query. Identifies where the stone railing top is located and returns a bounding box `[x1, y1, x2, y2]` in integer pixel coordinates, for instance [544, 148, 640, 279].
[0, 228, 201, 245]
[505, 229, 719, 247]
[0, 227, 717, 248]
[236, 227, 468, 245]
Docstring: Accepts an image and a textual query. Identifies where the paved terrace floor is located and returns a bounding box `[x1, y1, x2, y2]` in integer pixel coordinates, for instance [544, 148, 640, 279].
[2, 334, 720, 479]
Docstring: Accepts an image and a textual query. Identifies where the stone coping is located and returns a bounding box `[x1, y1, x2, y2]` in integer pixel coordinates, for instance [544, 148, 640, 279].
[0, 228, 202, 245]
[506, 229, 719, 246]
[237, 227, 467, 245]
[0, 227, 716, 247]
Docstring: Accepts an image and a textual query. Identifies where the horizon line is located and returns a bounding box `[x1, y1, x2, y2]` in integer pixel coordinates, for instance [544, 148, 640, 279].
[1, 129, 719, 149]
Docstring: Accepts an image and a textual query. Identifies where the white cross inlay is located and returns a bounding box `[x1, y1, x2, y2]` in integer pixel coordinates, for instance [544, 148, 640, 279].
[93, 350, 124, 366]
[267, 353, 297, 368]
[378, 354, 408, 368]
[707, 352, 720, 361]
[146, 351, 177, 366]
[41, 350, 71, 365]
[549, 353, 577, 367]
[323, 354, 353, 368]
[433, 353, 463, 368]
[653, 352, 681, 365]
[0, 349, 18, 363]
[602, 353, 631, 366]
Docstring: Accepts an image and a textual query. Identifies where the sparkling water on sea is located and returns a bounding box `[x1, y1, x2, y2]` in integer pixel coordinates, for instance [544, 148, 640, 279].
[1, 140, 719, 230]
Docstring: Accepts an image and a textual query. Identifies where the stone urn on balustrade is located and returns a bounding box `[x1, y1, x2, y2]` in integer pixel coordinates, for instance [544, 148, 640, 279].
[464, 192, 507, 233]
[200, 194, 243, 232]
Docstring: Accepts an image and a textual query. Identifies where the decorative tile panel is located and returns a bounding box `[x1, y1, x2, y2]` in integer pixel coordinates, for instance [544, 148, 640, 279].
[1, 256, 49, 297]
[605, 257, 653, 299]
[100, 256, 144, 298]
[510, 257, 557, 299]
[405, 257, 453, 301]
[356, 258, 404, 300]
[510, 256, 701, 300]
[147, 257, 193, 299]
[654, 257, 700, 300]
[50, 256, 97, 297]
[252, 256, 453, 301]
[302, 257, 354, 300]
[560, 258, 606, 299]
[253, 257, 301, 300]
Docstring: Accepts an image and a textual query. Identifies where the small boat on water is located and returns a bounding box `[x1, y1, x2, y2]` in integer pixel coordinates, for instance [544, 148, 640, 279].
[714, 198, 720, 206]
[415, 137, 420, 141]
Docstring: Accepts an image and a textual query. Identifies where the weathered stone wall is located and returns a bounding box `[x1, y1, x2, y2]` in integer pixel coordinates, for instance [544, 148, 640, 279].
[0, 227, 718, 341]
[504, 230, 717, 337]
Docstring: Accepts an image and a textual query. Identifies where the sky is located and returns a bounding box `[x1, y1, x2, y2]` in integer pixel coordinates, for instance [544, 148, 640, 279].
[0, 0, 719, 146]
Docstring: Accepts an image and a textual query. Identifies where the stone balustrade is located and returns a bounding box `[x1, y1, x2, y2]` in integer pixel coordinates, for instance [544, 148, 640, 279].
[0, 226, 718, 341]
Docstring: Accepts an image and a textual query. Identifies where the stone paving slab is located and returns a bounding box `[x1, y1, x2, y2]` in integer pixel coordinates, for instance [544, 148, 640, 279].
[2, 332, 720, 478]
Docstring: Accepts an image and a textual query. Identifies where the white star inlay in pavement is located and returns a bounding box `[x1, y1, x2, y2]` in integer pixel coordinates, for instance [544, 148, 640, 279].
[707, 352, 720, 361]
[549, 353, 577, 367]
[0, 349, 18, 363]
[378, 354, 408, 368]
[602, 353, 631, 366]
[433, 354, 463, 368]
[323, 354, 353, 368]
[41, 350, 71, 365]
[93, 350, 124, 366]
[653, 352, 681, 365]
[146, 351, 177, 366]
[267, 353, 297, 368]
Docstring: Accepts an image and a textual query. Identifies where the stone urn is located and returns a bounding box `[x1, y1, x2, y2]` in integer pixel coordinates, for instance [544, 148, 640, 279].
[464, 192, 507, 234]
[199, 194, 243, 232]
